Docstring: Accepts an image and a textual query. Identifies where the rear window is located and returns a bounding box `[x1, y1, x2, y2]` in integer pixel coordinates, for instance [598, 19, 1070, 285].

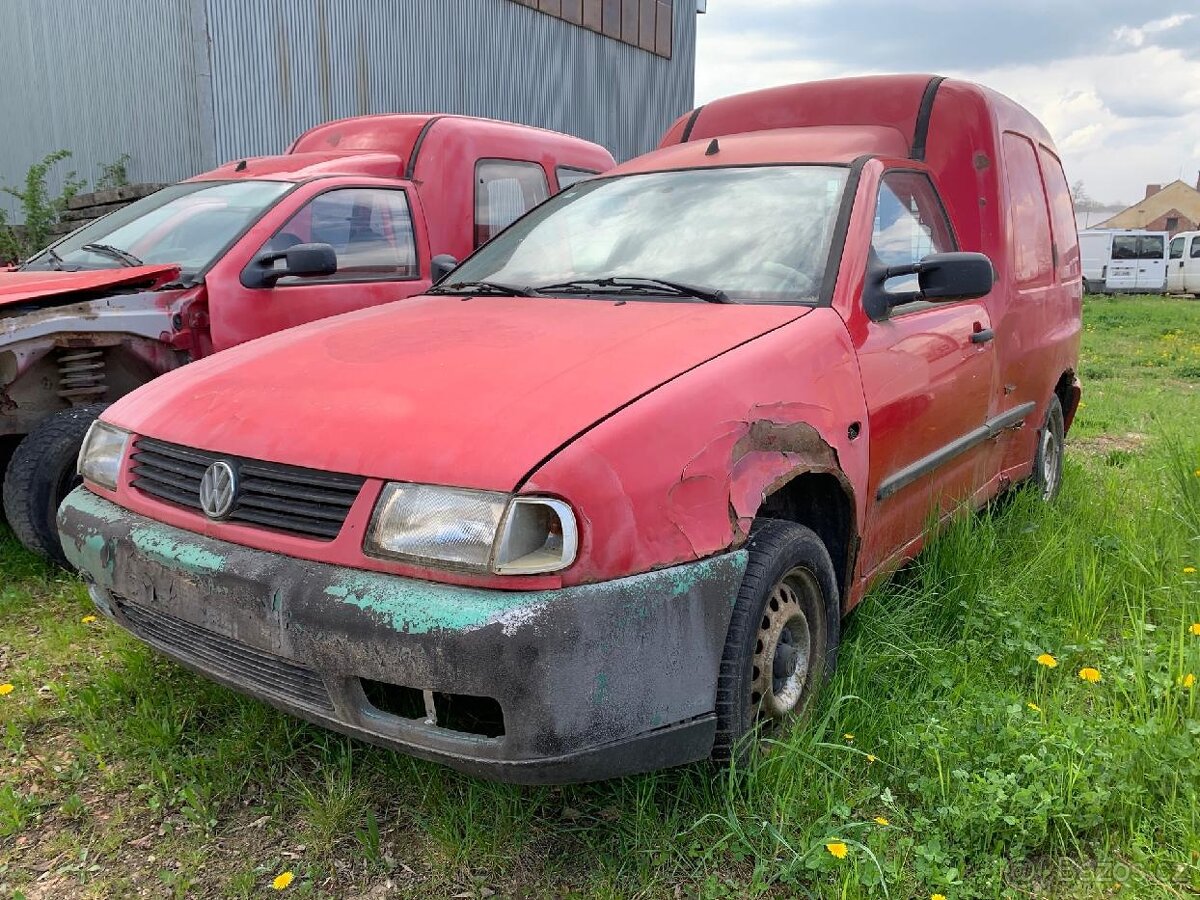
[556, 167, 599, 190]
[1170, 236, 1185, 259]
[1112, 235, 1139, 259]
[1138, 235, 1165, 260]
[474, 160, 549, 248]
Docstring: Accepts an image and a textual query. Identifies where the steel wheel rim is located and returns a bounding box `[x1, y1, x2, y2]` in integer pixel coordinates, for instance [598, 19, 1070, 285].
[751, 568, 815, 720]
[1040, 426, 1061, 499]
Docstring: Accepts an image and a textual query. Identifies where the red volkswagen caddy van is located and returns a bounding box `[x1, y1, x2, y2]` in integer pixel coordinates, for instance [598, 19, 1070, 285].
[60, 75, 1082, 783]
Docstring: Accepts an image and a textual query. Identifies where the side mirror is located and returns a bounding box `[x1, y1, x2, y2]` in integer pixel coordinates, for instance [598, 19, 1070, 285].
[865, 251, 993, 318]
[242, 242, 338, 288]
[430, 254, 458, 284]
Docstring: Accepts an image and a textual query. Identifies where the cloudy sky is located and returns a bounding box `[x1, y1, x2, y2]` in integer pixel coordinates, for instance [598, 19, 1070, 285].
[694, 2, 1200, 207]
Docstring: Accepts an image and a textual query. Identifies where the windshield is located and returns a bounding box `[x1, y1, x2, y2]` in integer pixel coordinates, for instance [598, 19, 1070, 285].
[446, 165, 850, 304]
[22, 180, 292, 279]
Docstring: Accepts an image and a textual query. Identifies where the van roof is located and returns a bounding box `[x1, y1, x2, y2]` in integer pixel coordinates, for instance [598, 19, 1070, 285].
[190, 114, 615, 184]
[658, 74, 1054, 163]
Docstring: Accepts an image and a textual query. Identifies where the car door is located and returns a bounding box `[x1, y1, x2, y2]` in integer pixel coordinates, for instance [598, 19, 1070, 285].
[854, 170, 997, 577]
[208, 184, 432, 351]
[1106, 235, 1139, 290]
[1187, 235, 1200, 293]
[1136, 234, 1166, 292]
[1168, 235, 1186, 292]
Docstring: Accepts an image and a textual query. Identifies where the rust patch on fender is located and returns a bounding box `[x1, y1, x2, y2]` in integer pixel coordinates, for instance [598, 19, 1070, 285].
[667, 408, 854, 563]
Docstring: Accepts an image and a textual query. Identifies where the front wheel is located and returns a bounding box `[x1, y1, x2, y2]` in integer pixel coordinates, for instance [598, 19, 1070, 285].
[713, 519, 840, 762]
[3, 404, 108, 565]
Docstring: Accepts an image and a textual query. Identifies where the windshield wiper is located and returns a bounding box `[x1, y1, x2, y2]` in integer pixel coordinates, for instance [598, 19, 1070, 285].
[534, 276, 732, 304]
[428, 280, 531, 296]
[81, 242, 143, 267]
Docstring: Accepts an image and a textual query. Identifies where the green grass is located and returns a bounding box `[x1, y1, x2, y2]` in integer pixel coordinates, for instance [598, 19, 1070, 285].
[2, 295, 1199, 898]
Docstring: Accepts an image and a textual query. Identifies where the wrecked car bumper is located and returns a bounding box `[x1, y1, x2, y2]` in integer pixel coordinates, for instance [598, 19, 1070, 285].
[58, 488, 747, 784]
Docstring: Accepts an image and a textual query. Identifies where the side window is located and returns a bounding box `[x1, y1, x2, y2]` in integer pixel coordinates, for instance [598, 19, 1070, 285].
[1170, 236, 1185, 259]
[475, 160, 549, 247]
[1111, 236, 1138, 260]
[1138, 235, 1164, 260]
[1003, 133, 1053, 288]
[1191, 238, 1200, 259]
[1037, 145, 1081, 280]
[268, 188, 417, 282]
[556, 167, 599, 191]
[871, 170, 956, 299]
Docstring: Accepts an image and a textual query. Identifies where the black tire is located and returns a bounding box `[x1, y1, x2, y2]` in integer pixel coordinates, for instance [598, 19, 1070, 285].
[3, 403, 109, 565]
[712, 519, 840, 762]
[1030, 395, 1065, 502]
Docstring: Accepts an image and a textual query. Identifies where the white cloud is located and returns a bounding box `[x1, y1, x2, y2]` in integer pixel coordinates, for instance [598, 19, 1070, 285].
[695, 8, 1200, 205]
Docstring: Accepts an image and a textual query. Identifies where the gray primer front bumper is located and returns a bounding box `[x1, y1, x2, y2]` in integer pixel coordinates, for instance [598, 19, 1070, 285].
[59, 488, 747, 783]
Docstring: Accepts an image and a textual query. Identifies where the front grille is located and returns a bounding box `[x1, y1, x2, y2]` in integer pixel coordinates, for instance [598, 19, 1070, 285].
[130, 437, 364, 540]
[116, 597, 333, 713]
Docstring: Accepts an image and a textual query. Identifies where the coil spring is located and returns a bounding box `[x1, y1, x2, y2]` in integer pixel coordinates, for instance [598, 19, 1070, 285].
[57, 348, 107, 402]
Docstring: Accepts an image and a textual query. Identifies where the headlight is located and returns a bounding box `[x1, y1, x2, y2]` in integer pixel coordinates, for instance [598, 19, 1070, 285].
[365, 483, 578, 574]
[77, 420, 130, 490]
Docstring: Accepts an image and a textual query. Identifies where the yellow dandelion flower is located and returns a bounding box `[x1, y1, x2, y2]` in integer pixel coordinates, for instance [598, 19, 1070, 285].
[866, 753, 878, 763]
[1185, 566, 1197, 575]
[81, 615, 97, 624]
[825, 841, 848, 859]
[932, 894, 948, 900]
[0, 683, 12, 696]
[1036, 653, 1058, 668]
[843, 733, 854, 742]
[1194, 468, 1200, 478]
[873, 816, 889, 826]
[1180, 673, 1196, 689]
[271, 872, 294, 891]
[1078, 667, 1102, 683]
[1191, 622, 1200, 636]
[1027, 702, 1041, 711]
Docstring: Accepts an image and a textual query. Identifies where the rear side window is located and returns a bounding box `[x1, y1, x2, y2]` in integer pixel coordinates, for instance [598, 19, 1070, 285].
[1192, 238, 1200, 259]
[556, 167, 598, 190]
[1170, 236, 1185, 259]
[1037, 145, 1080, 280]
[269, 188, 417, 283]
[1138, 235, 1165, 260]
[1003, 133, 1053, 288]
[475, 160, 550, 247]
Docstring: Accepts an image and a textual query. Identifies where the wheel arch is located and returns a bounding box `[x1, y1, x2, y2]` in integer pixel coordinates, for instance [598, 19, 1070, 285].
[1053, 369, 1081, 433]
[754, 469, 857, 615]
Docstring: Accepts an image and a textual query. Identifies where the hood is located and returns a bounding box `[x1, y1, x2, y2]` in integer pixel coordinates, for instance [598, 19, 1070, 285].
[0, 264, 181, 308]
[107, 295, 810, 490]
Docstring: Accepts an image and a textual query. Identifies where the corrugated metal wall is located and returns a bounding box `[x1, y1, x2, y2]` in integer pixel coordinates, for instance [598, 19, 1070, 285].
[0, 0, 212, 219]
[0, 0, 694, 221]
[203, 0, 696, 164]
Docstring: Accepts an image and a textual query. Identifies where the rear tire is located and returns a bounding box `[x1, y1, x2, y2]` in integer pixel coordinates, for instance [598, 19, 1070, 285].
[1030, 395, 1065, 502]
[713, 519, 840, 763]
[3, 404, 108, 565]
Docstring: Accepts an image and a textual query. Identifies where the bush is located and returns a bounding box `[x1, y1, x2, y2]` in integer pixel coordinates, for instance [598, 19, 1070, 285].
[0, 151, 131, 265]
[0, 150, 84, 264]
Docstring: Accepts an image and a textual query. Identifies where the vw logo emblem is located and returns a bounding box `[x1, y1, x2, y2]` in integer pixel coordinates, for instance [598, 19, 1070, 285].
[199, 461, 238, 519]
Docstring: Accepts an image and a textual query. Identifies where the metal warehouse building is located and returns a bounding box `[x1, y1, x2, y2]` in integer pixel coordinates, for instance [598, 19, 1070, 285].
[0, 0, 698, 217]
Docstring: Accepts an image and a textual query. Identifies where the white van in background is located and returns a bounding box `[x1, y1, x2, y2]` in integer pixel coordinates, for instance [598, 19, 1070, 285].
[1079, 229, 1168, 293]
[1166, 231, 1200, 295]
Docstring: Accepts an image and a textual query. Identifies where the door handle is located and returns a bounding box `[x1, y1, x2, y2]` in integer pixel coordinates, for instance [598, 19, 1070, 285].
[970, 328, 995, 344]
